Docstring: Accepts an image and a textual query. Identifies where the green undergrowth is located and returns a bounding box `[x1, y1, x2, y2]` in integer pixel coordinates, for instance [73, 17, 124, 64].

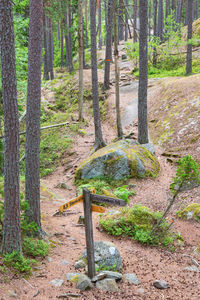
[76, 178, 136, 204]
[99, 205, 179, 247]
[177, 203, 200, 222]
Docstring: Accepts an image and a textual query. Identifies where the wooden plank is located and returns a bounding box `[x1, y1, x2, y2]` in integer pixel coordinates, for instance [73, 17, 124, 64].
[90, 194, 126, 206]
[91, 204, 105, 213]
[58, 188, 96, 212]
[83, 188, 95, 279]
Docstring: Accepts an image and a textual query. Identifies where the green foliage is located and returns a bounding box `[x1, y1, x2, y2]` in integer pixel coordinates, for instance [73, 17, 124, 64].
[99, 205, 175, 246]
[96, 262, 118, 272]
[177, 203, 200, 222]
[77, 179, 135, 203]
[113, 185, 136, 203]
[3, 251, 36, 275]
[170, 155, 200, 193]
[23, 237, 49, 258]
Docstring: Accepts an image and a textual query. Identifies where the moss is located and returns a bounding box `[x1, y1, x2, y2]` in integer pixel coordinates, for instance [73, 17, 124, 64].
[70, 275, 79, 283]
[177, 203, 200, 222]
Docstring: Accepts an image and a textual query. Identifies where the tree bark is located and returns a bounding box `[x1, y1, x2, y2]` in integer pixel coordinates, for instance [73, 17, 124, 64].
[153, 0, 158, 66]
[118, 0, 124, 41]
[114, 0, 123, 138]
[104, 0, 114, 90]
[125, 0, 128, 41]
[25, 0, 43, 233]
[90, 0, 106, 149]
[43, 12, 49, 80]
[186, 0, 193, 75]
[68, 0, 74, 73]
[195, 0, 199, 19]
[0, 0, 21, 254]
[48, 18, 54, 80]
[85, 0, 88, 48]
[138, 0, 149, 144]
[175, 0, 183, 24]
[133, 0, 137, 43]
[98, 0, 102, 49]
[78, 0, 84, 120]
[61, 20, 64, 68]
[158, 0, 163, 41]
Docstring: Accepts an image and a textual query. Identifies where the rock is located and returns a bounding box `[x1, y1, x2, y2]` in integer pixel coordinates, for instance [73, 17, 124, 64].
[177, 203, 200, 221]
[137, 288, 145, 294]
[75, 140, 159, 180]
[81, 241, 122, 271]
[184, 266, 199, 272]
[92, 273, 107, 282]
[61, 260, 70, 266]
[8, 290, 17, 298]
[48, 257, 52, 262]
[49, 279, 64, 287]
[96, 278, 119, 292]
[123, 273, 140, 285]
[74, 259, 86, 270]
[122, 54, 127, 60]
[98, 270, 122, 281]
[66, 273, 79, 281]
[141, 143, 155, 155]
[72, 274, 93, 291]
[60, 182, 69, 189]
[153, 280, 170, 289]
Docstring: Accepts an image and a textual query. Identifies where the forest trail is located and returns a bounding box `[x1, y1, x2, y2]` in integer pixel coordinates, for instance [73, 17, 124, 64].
[1, 45, 200, 300]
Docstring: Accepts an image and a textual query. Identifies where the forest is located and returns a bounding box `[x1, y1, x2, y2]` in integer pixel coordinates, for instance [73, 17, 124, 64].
[0, 0, 200, 299]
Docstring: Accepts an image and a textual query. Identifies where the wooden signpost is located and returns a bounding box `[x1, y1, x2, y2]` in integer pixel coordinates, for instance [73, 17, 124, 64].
[57, 188, 127, 279]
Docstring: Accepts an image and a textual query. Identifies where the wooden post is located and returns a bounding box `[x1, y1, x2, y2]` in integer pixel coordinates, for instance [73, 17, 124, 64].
[83, 188, 95, 279]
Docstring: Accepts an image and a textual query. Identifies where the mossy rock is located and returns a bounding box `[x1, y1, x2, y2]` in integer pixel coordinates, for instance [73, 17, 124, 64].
[177, 203, 200, 222]
[75, 140, 160, 180]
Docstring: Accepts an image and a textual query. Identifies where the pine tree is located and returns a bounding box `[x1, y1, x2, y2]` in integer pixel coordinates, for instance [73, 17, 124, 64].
[0, 0, 21, 254]
[186, 0, 193, 75]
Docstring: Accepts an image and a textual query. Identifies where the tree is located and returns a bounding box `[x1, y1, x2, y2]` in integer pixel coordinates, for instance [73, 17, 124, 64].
[67, 0, 74, 73]
[153, 0, 158, 66]
[114, 0, 123, 137]
[43, 11, 50, 80]
[25, 0, 43, 234]
[195, 0, 199, 19]
[78, 0, 84, 120]
[104, 0, 114, 90]
[186, 0, 193, 75]
[158, 0, 163, 41]
[138, 0, 149, 144]
[98, 0, 102, 49]
[48, 17, 54, 80]
[133, 0, 138, 43]
[175, 0, 183, 24]
[118, 0, 124, 41]
[0, 0, 21, 254]
[90, 0, 106, 149]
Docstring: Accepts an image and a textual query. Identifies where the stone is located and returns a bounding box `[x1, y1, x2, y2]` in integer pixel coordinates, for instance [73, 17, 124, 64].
[74, 259, 86, 270]
[48, 257, 52, 262]
[76, 274, 93, 291]
[184, 266, 199, 273]
[8, 290, 17, 298]
[123, 273, 140, 285]
[92, 273, 107, 283]
[75, 140, 159, 180]
[122, 54, 127, 60]
[98, 270, 122, 281]
[96, 278, 119, 292]
[177, 203, 200, 221]
[81, 241, 122, 271]
[60, 182, 69, 189]
[66, 273, 79, 281]
[49, 279, 64, 287]
[61, 260, 70, 266]
[153, 280, 170, 289]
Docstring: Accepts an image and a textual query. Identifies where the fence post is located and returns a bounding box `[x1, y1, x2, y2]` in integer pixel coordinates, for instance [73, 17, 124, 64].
[83, 188, 95, 278]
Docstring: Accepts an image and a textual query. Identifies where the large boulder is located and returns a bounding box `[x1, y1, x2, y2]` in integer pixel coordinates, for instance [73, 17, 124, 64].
[75, 140, 159, 180]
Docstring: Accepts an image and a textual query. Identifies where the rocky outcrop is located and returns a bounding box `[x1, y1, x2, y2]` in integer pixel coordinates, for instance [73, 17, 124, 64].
[75, 140, 159, 180]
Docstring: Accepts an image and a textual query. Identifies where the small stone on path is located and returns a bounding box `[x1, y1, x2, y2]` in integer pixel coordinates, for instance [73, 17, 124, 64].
[184, 266, 199, 272]
[61, 260, 70, 266]
[98, 271, 122, 281]
[124, 273, 140, 285]
[8, 290, 17, 298]
[153, 280, 170, 289]
[65, 273, 79, 280]
[49, 279, 64, 287]
[76, 274, 93, 291]
[96, 278, 119, 292]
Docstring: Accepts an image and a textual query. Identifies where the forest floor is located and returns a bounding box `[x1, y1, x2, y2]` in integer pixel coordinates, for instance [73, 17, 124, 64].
[0, 45, 200, 300]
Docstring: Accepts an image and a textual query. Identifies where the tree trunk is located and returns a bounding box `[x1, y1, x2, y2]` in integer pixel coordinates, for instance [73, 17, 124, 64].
[85, 0, 88, 48]
[48, 18, 54, 80]
[43, 12, 49, 80]
[133, 0, 137, 42]
[171, 0, 175, 11]
[195, 0, 199, 19]
[153, 0, 158, 66]
[78, 0, 84, 121]
[0, 0, 21, 254]
[186, 0, 193, 75]
[64, 13, 70, 69]
[25, 0, 43, 234]
[57, 21, 60, 48]
[118, 0, 124, 41]
[138, 0, 149, 144]
[68, 0, 74, 73]
[114, 0, 123, 138]
[175, 0, 183, 23]
[125, 0, 128, 41]
[90, 0, 106, 149]
[104, 0, 114, 90]
[165, 0, 169, 19]
[158, 0, 163, 41]
[61, 20, 64, 68]
[98, 0, 102, 49]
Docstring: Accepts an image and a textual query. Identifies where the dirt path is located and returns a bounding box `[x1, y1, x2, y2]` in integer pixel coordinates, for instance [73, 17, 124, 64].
[1, 46, 200, 300]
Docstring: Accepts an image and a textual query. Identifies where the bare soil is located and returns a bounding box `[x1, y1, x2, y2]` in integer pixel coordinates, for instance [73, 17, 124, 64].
[0, 45, 199, 300]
